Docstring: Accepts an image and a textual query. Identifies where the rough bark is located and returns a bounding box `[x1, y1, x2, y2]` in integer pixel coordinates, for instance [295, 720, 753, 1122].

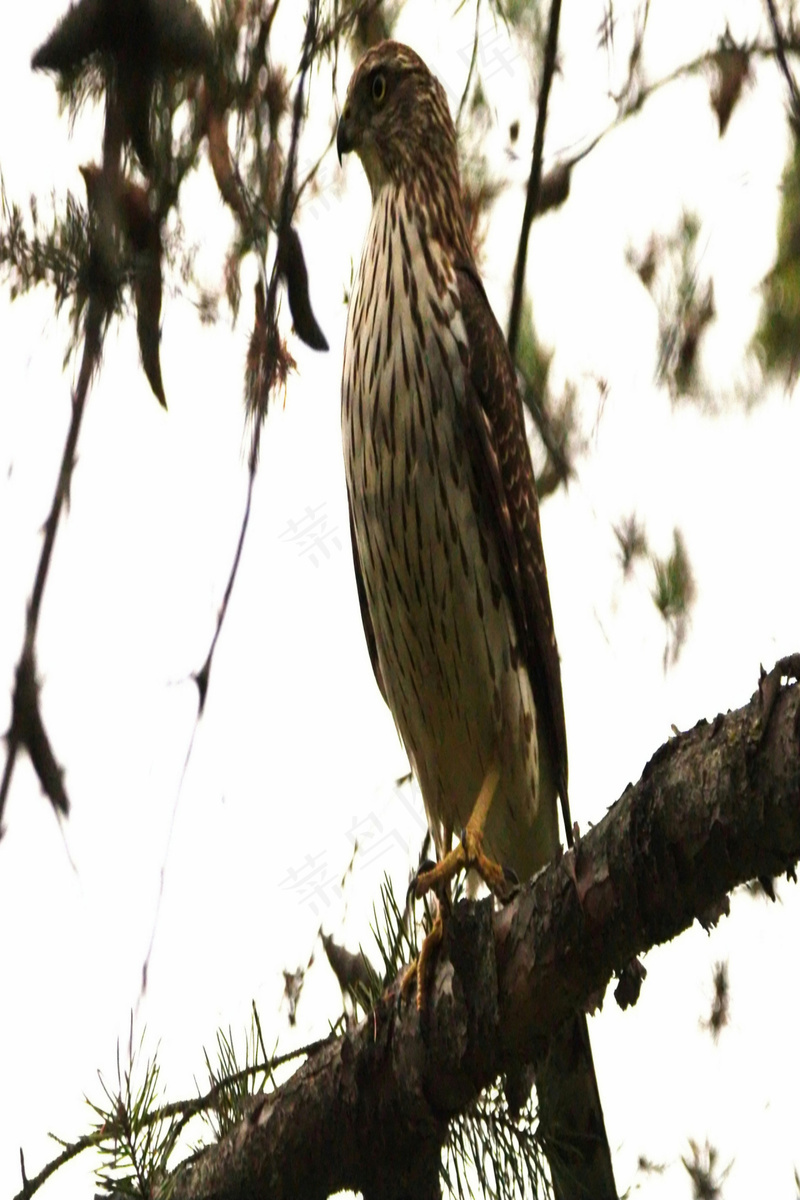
[171, 667, 800, 1200]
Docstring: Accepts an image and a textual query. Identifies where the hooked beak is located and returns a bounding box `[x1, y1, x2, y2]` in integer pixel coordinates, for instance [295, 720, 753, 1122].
[337, 107, 356, 165]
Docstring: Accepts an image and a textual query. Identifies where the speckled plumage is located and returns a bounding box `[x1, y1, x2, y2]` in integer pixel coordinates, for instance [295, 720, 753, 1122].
[338, 42, 616, 1200]
[340, 42, 564, 881]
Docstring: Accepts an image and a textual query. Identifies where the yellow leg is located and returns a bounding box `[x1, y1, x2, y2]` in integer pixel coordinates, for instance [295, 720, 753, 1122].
[401, 766, 512, 1012]
[401, 907, 444, 1011]
[414, 766, 509, 900]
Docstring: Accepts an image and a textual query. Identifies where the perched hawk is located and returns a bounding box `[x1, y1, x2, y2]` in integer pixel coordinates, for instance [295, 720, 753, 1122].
[338, 42, 617, 1200]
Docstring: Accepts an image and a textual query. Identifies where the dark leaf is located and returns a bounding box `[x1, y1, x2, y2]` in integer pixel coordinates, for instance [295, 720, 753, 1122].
[709, 41, 751, 136]
[278, 225, 328, 351]
[32, 0, 214, 75]
[81, 166, 166, 405]
[121, 181, 166, 407]
[33, 0, 214, 170]
[537, 163, 571, 214]
[12, 651, 70, 817]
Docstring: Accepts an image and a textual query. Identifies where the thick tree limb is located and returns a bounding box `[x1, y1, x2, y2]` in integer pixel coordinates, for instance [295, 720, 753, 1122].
[170, 670, 800, 1200]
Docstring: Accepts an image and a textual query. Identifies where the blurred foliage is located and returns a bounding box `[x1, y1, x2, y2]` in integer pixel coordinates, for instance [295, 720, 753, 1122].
[515, 291, 553, 400]
[344, 0, 399, 57]
[754, 124, 800, 385]
[682, 1138, 732, 1200]
[613, 513, 649, 578]
[701, 960, 730, 1042]
[636, 1153, 667, 1177]
[3, 0, 351, 411]
[500, 0, 547, 77]
[652, 528, 696, 667]
[629, 211, 717, 403]
[515, 295, 584, 496]
[0, 182, 100, 362]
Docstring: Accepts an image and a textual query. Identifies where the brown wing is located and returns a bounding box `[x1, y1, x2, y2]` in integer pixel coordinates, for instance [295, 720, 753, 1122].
[347, 497, 387, 705]
[456, 262, 570, 830]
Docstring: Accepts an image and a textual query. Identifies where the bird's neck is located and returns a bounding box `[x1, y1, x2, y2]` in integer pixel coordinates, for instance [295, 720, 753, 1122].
[372, 176, 474, 269]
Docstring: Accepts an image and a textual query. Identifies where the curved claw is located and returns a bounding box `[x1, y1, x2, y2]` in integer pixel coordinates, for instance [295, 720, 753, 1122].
[407, 859, 438, 908]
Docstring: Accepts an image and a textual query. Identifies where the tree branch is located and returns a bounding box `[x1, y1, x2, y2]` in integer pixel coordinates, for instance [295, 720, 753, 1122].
[764, 0, 800, 118]
[165, 664, 800, 1200]
[0, 292, 105, 831]
[507, 0, 562, 363]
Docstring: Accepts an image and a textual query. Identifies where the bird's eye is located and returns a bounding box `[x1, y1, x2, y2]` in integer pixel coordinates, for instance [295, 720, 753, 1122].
[371, 72, 386, 104]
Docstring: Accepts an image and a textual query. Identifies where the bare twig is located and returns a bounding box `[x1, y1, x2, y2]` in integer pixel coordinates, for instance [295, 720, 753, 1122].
[0, 293, 105, 830]
[764, 0, 800, 117]
[456, 0, 482, 131]
[518, 33, 800, 229]
[192, 0, 321, 717]
[507, 0, 562, 362]
[139, 1, 323, 996]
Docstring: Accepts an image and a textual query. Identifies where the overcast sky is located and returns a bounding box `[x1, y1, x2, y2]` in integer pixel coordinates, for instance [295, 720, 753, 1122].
[1, 1, 799, 1198]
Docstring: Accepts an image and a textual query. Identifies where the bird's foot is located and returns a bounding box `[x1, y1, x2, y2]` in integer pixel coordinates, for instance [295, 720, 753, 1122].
[413, 826, 517, 904]
[400, 909, 444, 1011]
[413, 764, 515, 902]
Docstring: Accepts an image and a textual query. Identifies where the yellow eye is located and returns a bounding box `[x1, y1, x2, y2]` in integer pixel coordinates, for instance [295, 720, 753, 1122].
[371, 72, 386, 104]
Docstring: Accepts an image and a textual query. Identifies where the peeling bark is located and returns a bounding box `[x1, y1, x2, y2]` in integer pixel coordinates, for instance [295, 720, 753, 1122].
[171, 673, 800, 1200]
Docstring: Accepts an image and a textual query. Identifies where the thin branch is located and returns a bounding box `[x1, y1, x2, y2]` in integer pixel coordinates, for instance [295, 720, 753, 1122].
[0, 293, 105, 830]
[456, 0, 482, 131]
[507, 0, 562, 362]
[512, 30, 800, 237]
[13, 1031, 337, 1200]
[191, 0, 320, 718]
[15, 1128, 104, 1200]
[764, 0, 800, 117]
[139, 1, 322, 995]
[507, 30, 798, 483]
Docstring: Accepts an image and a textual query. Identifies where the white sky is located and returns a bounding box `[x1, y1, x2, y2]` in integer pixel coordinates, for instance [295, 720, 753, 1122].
[1, 1, 799, 1198]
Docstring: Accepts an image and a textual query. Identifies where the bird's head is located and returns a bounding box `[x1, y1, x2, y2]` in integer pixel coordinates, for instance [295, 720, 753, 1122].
[337, 41, 460, 203]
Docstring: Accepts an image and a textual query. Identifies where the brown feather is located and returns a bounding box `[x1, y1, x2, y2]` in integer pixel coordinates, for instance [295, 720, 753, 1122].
[456, 262, 570, 830]
[348, 500, 387, 705]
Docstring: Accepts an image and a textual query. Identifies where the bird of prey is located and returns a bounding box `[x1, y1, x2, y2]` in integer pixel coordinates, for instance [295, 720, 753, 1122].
[338, 41, 617, 1200]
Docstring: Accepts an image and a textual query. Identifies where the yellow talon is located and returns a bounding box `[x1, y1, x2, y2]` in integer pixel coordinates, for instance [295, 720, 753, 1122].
[413, 766, 511, 901]
[401, 911, 445, 1011]
[405, 767, 511, 1011]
